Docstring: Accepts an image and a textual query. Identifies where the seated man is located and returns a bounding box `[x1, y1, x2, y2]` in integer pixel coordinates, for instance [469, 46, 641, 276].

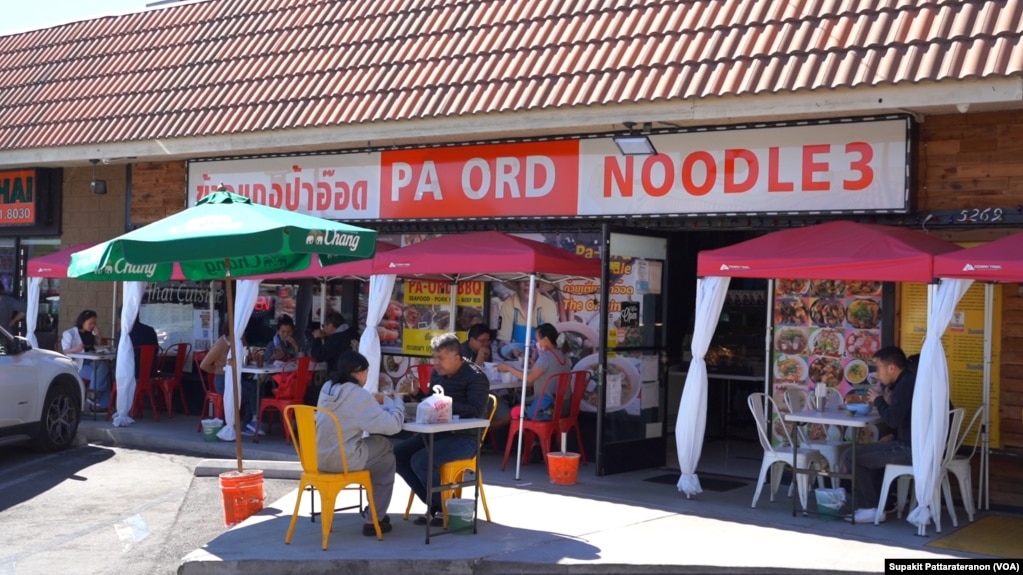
[395, 332, 489, 526]
[310, 312, 358, 369]
[128, 315, 159, 379]
[842, 345, 916, 524]
[459, 324, 492, 366]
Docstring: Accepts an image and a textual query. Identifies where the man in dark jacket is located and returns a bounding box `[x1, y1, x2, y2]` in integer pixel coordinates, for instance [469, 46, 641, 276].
[129, 317, 159, 378]
[310, 311, 358, 368]
[394, 332, 489, 526]
[842, 345, 916, 524]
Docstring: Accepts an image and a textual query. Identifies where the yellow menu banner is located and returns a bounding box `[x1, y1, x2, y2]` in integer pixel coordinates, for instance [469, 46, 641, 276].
[899, 282, 1001, 448]
[400, 280, 483, 355]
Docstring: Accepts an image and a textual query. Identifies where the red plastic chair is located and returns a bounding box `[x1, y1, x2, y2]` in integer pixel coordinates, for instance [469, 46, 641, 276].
[152, 342, 191, 418]
[108, 344, 159, 421]
[415, 362, 433, 394]
[257, 357, 312, 444]
[193, 350, 224, 431]
[501, 370, 589, 470]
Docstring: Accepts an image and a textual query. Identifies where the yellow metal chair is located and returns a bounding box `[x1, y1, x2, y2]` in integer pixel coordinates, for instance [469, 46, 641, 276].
[283, 404, 384, 549]
[404, 394, 497, 528]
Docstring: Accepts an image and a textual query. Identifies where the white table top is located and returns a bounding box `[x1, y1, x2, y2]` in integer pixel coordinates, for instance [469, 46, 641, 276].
[489, 380, 523, 391]
[238, 361, 325, 375]
[784, 409, 881, 427]
[402, 418, 489, 434]
[66, 351, 117, 361]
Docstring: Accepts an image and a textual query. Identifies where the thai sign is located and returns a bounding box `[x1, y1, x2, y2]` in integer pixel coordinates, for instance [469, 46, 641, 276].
[0, 169, 37, 226]
[188, 117, 910, 219]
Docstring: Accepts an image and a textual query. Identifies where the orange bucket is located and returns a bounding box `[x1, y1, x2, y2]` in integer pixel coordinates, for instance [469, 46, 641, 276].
[546, 452, 580, 485]
[219, 469, 264, 526]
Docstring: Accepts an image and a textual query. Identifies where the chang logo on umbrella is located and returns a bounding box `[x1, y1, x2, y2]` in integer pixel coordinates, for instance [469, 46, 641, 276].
[100, 258, 158, 278]
[305, 230, 361, 251]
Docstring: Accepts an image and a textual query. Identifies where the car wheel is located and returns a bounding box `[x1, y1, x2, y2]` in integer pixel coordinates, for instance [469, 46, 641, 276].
[33, 379, 81, 452]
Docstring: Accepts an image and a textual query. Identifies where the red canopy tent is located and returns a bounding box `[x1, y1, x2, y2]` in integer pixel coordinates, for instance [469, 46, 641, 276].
[370, 231, 601, 479]
[932, 232, 1023, 511]
[371, 231, 600, 279]
[697, 221, 960, 282]
[934, 232, 1023, 281]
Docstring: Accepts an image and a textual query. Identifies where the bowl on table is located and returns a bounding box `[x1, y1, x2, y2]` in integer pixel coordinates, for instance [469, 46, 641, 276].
[845, 403, 872, 416]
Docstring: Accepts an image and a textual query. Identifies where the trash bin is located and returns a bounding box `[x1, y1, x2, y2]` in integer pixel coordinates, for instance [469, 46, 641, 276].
[446, 498, 475, 535]
[814, 487, 846, 519]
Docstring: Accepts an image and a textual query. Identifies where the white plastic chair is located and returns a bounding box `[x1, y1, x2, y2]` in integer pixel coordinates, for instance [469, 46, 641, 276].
[875, 408, 964, 534]
[781, 386, 850, 488]
[748, 392, 827, 511]
[942, 405, 984, 524]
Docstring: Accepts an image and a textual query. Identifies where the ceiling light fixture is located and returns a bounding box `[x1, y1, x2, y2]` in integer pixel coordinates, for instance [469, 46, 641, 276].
[89, 159, 107, 195]
[613, 121, 657, 156]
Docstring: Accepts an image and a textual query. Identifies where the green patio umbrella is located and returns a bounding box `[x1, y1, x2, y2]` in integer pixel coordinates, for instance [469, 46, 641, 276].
[68, 190, 377, 471]
[68, 191, 376, 280]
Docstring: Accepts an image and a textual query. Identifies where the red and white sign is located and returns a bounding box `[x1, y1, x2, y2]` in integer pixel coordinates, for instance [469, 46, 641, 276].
[186, 118, 909, 219]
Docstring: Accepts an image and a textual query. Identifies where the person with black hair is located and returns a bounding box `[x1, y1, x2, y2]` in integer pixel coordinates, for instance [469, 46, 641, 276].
[842, 345, 916, 524]
[459, 323, 491, 366]
[310, 311, 358, 368]
[61, 309, 113, 411]
[395, 332, 489, 527]
[264, 314, 301, 363]
[316, 351, 404, 536]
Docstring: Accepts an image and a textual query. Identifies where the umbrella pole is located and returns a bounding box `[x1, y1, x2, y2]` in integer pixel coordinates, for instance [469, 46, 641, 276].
[514, 274, 537, 480]
[225, 263, 244, 473]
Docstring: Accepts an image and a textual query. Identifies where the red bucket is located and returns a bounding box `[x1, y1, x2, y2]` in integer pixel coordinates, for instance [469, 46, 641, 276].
[219, 469, 264, 526]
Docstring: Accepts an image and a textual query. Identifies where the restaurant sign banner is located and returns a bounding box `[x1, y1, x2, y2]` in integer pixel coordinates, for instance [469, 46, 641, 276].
[0, 169, 37, 226]
[188, 117, 909, 219]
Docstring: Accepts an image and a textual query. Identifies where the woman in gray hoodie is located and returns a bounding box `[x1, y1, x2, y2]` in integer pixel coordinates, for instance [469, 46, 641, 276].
[316, 351, 404, 535]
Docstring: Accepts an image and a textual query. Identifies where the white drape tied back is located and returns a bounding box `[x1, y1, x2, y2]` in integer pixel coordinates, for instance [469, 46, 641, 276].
[676, 276, 731, 497]
[908, 278, 972, 534]
[359, 274, 397, 393]
[217, 280, 259, 442]
[113, 282, 144, 427]
[26, 277, 41, 348]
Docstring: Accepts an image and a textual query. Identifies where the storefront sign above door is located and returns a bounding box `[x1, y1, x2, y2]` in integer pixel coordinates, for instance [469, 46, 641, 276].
[0, 169, 37, 226]
[188, 116, 910, 220]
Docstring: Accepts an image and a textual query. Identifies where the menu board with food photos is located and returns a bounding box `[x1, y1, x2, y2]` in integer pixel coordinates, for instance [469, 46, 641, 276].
[771, 279, 884, 444]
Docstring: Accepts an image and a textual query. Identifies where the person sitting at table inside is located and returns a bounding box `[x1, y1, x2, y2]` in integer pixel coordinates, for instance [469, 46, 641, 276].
[316, 351, 405, 536]
[496, 323, 570, 422]
[61, 309, 113, 412]
[310, 312, 358, 368]
[459, 324, 492, 366]
[264, 314, 301, 363]
[395, 332, 489, 527]
[841, 345, 916, 524]
[200, 323, 262, 437]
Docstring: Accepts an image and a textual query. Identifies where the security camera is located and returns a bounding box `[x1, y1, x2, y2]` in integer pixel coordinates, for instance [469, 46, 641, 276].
[91, 179, 108, 195]
[101, 158, 112, 165]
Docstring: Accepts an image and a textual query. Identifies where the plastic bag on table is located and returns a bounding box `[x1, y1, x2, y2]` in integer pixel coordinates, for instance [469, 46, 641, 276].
[415, 385, 453, 423]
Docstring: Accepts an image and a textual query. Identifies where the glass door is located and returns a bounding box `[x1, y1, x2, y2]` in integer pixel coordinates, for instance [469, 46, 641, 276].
[592, 229, 668, 475]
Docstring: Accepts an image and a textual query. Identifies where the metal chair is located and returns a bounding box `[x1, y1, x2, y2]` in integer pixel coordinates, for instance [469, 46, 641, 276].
[875, 407, 964, 534]
[108, 344, 159, 421]
[415, 363, 433, 394]
[748, 392, 827, 511]
[283, 404, 384, 548]
[257, 357, 312, 444]
[152, 342, 191, 418]
[942, 405, 984, 524]
[781, 385, 850, 487]
[501, 370, 588, 470]
[193, 350, 225, 431]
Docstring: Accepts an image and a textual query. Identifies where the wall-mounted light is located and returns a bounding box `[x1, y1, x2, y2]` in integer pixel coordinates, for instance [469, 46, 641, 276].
[89, 159, 107, 195]
[613, 121, 657, 156]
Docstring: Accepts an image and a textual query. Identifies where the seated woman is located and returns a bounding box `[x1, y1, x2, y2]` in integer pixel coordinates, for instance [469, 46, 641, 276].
[199, 323, 261, 437]
[316, 351, 404, 536]
[496, 323, 570, 421]
[61, 310, 113, 412]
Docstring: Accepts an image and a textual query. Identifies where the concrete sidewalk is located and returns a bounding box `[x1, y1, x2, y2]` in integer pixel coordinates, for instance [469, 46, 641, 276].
[78, 416, 988, 575]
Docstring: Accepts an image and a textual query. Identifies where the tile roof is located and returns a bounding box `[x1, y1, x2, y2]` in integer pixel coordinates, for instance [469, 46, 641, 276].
[0, 0, 1020, 151]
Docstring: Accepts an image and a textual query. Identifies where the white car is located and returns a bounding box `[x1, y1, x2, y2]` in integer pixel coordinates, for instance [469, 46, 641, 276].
[0, 325, 84, 451]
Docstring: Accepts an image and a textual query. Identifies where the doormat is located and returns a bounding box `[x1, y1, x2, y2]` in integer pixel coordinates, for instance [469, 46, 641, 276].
[927, 515, 1023, 558]
[644, 473, 748, 492]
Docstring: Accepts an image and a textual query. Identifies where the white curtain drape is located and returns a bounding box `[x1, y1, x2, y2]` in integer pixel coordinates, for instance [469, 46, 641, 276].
[112, 282, 144, 427]
[676, 276, 731, 496]
[26, 277, 41, 348]
[359, 273, 397, 393]
[217, 279, 259, 442]
[908, 278, 972, 533]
